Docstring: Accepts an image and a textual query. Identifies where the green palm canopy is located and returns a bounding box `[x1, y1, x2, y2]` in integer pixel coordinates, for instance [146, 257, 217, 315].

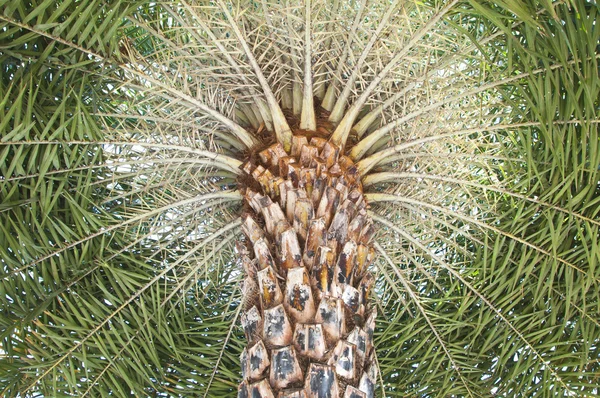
[1, 0, 599, 396]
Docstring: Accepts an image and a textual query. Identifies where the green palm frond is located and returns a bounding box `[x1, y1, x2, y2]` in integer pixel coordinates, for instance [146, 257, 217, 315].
[1, 0, 599, 396]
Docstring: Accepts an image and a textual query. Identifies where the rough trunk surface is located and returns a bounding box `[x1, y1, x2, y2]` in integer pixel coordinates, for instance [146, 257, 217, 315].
[237, 132, 378, 397]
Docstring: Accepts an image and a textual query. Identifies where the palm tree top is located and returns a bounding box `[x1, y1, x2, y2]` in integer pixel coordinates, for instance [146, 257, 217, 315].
[0, 0, 599, 396]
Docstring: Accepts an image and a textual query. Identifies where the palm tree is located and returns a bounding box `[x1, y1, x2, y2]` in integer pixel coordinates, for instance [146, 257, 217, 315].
[1, 0, 599, 396]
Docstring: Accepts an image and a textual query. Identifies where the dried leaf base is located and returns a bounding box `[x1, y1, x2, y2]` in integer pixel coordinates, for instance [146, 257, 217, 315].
[238, 133, 378, 397]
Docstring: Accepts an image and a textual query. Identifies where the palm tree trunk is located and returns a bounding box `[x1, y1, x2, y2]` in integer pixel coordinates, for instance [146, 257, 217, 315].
[237, 133, 378, 397]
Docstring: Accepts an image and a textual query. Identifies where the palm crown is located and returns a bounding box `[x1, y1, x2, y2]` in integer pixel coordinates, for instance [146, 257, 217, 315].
[1, 0, 599, 396]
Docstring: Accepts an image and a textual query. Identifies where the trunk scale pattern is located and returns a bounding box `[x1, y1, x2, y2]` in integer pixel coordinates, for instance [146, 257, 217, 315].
[237, 131, 378, 398]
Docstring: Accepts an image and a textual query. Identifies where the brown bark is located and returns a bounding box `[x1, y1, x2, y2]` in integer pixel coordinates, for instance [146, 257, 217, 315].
[238, 135, 377, 397]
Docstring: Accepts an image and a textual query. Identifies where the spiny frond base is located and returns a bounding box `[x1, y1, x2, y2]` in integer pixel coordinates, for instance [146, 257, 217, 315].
[237, 122, 378, 397]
